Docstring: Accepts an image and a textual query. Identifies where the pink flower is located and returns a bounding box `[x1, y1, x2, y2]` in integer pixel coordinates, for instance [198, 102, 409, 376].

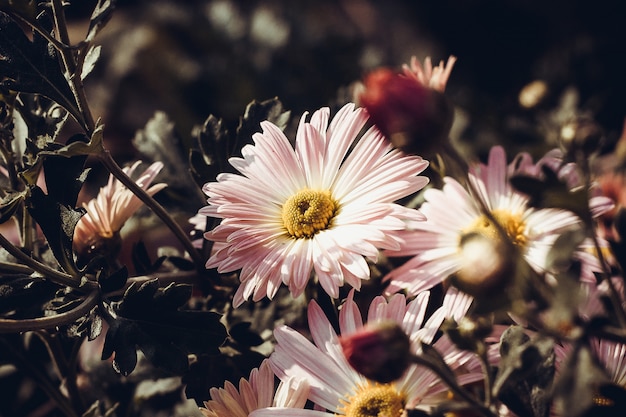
[200, 103, 429, 306]
[402, 55, 457, 92]
[249, 289, 479, 416]
[73, 161, 167, 256]
[200, 359, 309, 417]
[385, 146, 607, 296]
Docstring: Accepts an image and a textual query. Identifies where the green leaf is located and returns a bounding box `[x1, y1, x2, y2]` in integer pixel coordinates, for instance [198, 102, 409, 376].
[190, 98, 290, 187]
[0, 190, 25, 223]
[42, 144, 90, 207]
[494, 326, 555, 417]
[26, 186, 84, 276]
[52, 121, 105, 157]
[102, 279, 227, 376]
[0, 12, 83, 127]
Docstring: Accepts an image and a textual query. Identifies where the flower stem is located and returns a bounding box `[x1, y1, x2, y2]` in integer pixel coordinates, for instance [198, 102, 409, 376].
[410, 352, 498, 417]
[50, 0, 95, 135]
[0, 233, 95, 291]
[0, 290, 99, 333]
[98, 150, 205, 269]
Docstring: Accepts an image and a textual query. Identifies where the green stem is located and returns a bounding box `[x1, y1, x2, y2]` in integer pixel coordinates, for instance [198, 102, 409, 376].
[50, 0, 95, 135]
[0, 232, 94, 290]
[0, 290, 99, 333]
[410, 353, 498, 417]
[98, 150, 205, 270]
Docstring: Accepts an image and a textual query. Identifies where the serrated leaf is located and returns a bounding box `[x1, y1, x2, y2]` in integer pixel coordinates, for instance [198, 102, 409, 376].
[154, 283, 192, 311]
[52, 121, 104, 157]
[190, 114, 229, 187]
[233, 97, 290, 156]
[98, 266, 128, 294]
[26, 186, 84, 276]
[0, 12, 83, 128]
[102, 280, 227, 376]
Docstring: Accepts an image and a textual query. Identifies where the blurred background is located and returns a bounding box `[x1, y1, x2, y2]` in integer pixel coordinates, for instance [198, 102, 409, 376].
[64, 0, 626, 161]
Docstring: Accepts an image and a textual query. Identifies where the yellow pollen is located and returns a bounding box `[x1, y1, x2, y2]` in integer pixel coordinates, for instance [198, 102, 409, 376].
[281, 188, 338, 239]
[462, 209, 527, 247]
[339, 383, 406, 417]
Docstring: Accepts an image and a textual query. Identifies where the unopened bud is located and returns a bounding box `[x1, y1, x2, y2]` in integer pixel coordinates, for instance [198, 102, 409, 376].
[452, 232, 514, 297]
[359, 68, 454, 156]
[340, 321, 411, 383]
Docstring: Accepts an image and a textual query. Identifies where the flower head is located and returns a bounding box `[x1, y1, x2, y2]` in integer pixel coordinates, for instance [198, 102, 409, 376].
[200, 103, 429, 306]
[359, 56, 456, 156]
[200, 359, 309, 417]
[385, 146, 606, 296]
[73, 161, 167, 257]
[249, 289, 480, 416]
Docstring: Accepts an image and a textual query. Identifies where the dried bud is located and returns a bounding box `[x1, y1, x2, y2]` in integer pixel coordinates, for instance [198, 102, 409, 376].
[340, 321, 411, 383]
[359, 65, 454, 156]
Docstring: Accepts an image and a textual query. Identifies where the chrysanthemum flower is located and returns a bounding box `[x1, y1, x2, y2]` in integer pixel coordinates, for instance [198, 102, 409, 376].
[200, 103, 429, 306]
[402, 55, 457, 93]
[73, 161, 167, 257]
[385, 145, 609, 296]
[200, 359, 309, 417]
[249, 289, 481, 416]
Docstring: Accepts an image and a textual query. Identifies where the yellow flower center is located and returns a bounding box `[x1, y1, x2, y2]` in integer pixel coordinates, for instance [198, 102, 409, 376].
[462, 209, 527, 247]
[339, 383, 406, 417]
[281, 188, 338, 239]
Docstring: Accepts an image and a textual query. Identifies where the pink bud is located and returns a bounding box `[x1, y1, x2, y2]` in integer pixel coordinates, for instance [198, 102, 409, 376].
[340, 321, 411, 383]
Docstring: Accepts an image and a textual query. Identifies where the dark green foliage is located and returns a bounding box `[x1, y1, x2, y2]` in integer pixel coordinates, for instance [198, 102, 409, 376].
[189, 98, 290, 187]
[102, 279, 227, 376]
[0, 11, 83, 128]
[494, 326, 555, 417]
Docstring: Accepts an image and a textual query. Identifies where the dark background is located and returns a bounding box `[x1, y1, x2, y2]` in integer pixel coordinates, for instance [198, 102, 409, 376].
[65, 0, 626, 160]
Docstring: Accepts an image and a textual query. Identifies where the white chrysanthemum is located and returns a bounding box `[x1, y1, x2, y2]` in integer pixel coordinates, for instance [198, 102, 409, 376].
[200, 359, 309, 417]
[385, 146, 611, 296]
[249, 289, 480, 417]
[200, 103, 429, 306]
[73, 161, 167, 254]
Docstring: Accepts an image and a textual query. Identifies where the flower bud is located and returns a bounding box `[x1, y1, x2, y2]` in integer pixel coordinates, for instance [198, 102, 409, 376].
[451, 232, 514, 297]
[340, 321, 411, 383]
[359, 56, 456, 156]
